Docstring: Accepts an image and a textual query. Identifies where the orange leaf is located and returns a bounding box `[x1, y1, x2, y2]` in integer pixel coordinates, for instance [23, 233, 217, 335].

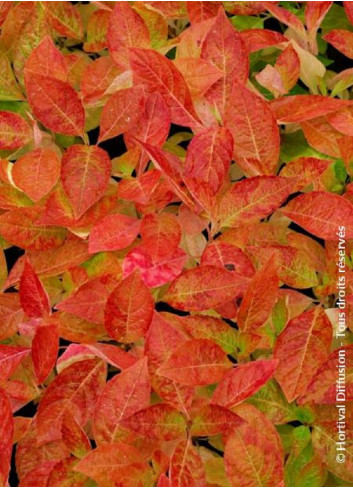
[0, 345, 30, 381]
[25, 74, 85, 136]
[0, 293, 23, 341]
[164, 265, 245, 311]
[37, 358, 106, 444]
[20, 259, 50, 318]
[225, 82, 280, 175]
[270, 95, 352, 123]
[211, 359, 278, 408]
[216, 176, 294, 228]
[190, 403, 243, 437]
[122, 403, 187, 441]
[98, 86, 145, 143]
[225, 403, 284, 486]
[237, 256, 279, 333]
[201, 8, 249, 118]
[324, 29, 353, 59]
[104, 271, 154, 343]
[75, 442, 151, 486]
[157, 338, 232, 386]
[61, 144, 111, 219]
[44, 1, 83, 40]
[89, 214, 140, 253]
[184, 127, 233, 195]
[56, 275, 118, 325]
[0, 389, 13, 486]
[32, 324, 59, 384]
[108, 1, 150, 69]
[169, 438, 206, 487]
[274, 307, 332, 402]
[281, 191, 353, 239]
[12, 148, 61, 202]
[0, 111, 32, 150]
[129, 48, 200, 128]
[93, 357, 151, 443]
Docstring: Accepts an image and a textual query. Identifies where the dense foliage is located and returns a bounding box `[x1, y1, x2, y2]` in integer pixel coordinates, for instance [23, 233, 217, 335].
[0, 1, 353, 487]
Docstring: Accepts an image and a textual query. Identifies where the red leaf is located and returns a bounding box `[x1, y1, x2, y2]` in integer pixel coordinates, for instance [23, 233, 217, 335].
[0, 207, 66, 251]
[75, 442, 152, 486]
[98, 86, 145, 143]
[129, 48, 200, 128]
[80, 56, 121, 103]
[190, 403, 243, 436]
[56, 312, 107, 345]
[0, 345, 30, 381]
[141, 213, 181, 262]
[305, 1, 333, 33]
[93, 357, 151, 443]
[265, 2, 305, 33]
[123, 244, 187, 288]
[174, 57, 223, 98]
[0, 389, 13, 486]
[187, 2, 219, 23]
[44, 1, 83, 40]
[125, 91, 170, 149]
[224, 82, 280, 175]
[20, 260, 50, 318]
[201, 8, 249, 118]
[37, 358, 106, 444]
[0, 293, 23, 341]
[145, 312, 194, 415]
[164, 265, 245, 311]
[184, 127, 233, 195]
[57, 343, 136, 372]
[32, 324, 59, 384]
[25, 74, 85, 136]
[274, 307, 332, 402]
[75, 442, 149, 487]
[237, 256, 279, 333]
[177, 314, 239, 354]
[326, 106, 353, 136]
[157, 338, 232, 386]
[118, 169, 161, 205]
[299, 345, 353, 404]
[9, 240, 90, 281]
[88, 214, 140, 253]
[56, 275, 118, 325]
[24, 35, 67, 81]
[61, 144, 111, 219]
[211, 359, 278, 408]
[216, 176, 294, 228]
[324, 29, 353, 59]
[0, 2, 12, 27]
[12, 148, 61, 202]
[225, 403, 284, 486]
[239, 29, 287, 53]
[0, 111, 32, 150]
[201, 241, 255, 278]
[140, 143, 197, 211]
[169, 438, 206, 487]
[281, 191, 353, 239]
[84, 9, 110, 53]
[108, 1, 150, 69]
[301, 116, 342, 158]
[279, 157, 331, 191]
[256, 44, 300, 96]
[270, 95, 352, 123]
[104, 271, 154, 343]
[122, 403, 187, 441]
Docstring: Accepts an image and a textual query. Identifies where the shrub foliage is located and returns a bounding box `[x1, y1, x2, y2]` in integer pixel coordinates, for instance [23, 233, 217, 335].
[0, 1, 353, 487]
